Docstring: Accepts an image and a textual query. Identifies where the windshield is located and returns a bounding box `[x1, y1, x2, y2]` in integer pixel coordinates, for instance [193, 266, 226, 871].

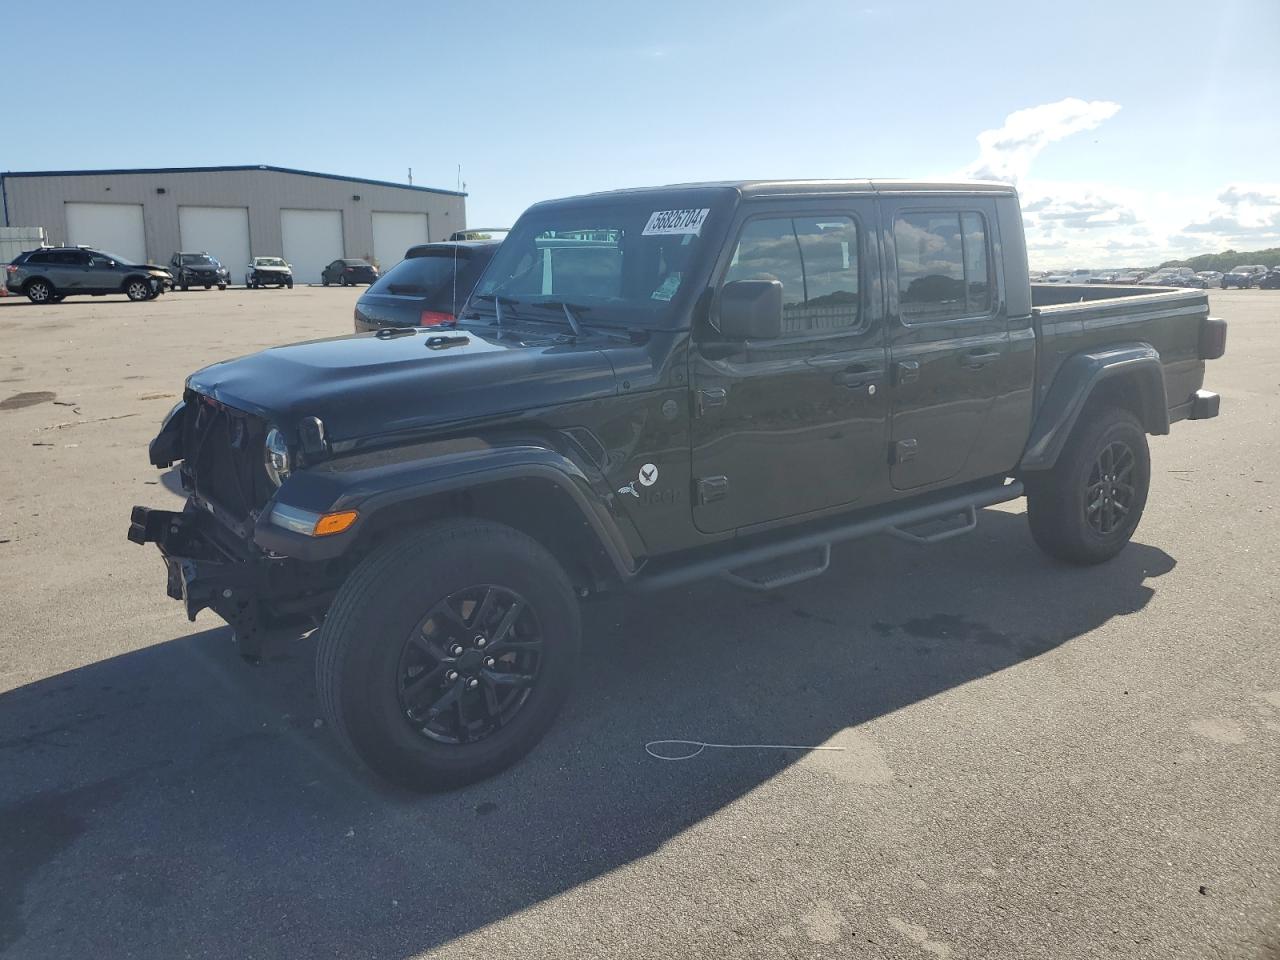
[255, 257, 286, 267]
[181, 255, 218, 266]
[471, 199, 724, 328]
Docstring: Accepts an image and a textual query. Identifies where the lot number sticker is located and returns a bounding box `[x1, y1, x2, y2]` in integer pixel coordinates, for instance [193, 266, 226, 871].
[642, 208, 710, 236]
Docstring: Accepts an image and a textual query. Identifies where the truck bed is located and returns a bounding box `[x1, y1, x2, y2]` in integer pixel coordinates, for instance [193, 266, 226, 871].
[1030, 284, 1211, 420]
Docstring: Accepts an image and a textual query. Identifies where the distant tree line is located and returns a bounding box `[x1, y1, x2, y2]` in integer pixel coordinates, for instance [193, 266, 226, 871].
[1158, 247, 1280, 272]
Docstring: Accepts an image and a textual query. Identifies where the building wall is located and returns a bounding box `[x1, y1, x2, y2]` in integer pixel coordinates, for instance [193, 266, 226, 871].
[1, 167, 466, 270]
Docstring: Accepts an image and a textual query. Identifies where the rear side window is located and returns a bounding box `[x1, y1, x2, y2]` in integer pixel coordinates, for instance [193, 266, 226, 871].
[26, 251, 55, 264]
[369, 251, 469, 297]
[895, 211, 992, 321]
[724, 216, 860, 334]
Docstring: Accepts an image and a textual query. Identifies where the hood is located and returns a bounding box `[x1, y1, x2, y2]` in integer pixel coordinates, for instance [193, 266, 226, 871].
[186, 327, 619, 444]
[181, 263, 224, 272]
[253, 264, 291, 273]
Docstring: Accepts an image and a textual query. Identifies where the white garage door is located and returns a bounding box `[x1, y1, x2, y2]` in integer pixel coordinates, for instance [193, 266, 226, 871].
[65, 203, 146, 264]
[372, 212, 429, 273]
[178, 206, 250, 279]
[281, 209, 343, 284]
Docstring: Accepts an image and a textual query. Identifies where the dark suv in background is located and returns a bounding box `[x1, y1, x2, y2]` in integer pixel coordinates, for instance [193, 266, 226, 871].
[169, 252, 230, 291]
[5, 246, 172, 303]
[353, 240, 500, 332]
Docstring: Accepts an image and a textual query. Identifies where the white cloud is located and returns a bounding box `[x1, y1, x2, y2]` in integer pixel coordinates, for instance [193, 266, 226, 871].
[1182, 183, 1280, 245]
[952, 101, 1279, 268]
[964, 98, 1121, 185]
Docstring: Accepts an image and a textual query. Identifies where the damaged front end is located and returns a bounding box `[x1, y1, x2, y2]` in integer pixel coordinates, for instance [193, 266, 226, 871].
[129, 394, 338, 661]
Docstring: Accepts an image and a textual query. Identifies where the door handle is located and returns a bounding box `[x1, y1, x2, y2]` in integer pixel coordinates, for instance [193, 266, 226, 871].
[961, 349, 1000, 370]
[696, 387, 728, 417]
[833, 367, 882, 390]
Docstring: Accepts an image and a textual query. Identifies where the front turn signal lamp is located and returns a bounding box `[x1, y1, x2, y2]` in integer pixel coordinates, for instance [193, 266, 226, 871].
[270, 503, 358, 537]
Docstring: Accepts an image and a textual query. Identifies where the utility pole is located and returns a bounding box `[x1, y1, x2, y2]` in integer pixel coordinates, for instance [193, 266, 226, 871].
[407, 167, 413, 186]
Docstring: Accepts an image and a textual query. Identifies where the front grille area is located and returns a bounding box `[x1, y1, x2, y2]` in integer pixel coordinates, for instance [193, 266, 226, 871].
[182, 393, 272, 520]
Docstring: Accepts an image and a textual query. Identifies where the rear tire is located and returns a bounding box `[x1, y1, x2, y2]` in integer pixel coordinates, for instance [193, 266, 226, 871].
[25, 279, 55, 304]
[316, 519, 581, 791]
[1026, 406, 1150, 565]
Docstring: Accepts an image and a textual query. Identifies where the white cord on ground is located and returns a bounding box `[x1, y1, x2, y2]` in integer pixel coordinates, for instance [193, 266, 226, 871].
[645, 739, 847, 761]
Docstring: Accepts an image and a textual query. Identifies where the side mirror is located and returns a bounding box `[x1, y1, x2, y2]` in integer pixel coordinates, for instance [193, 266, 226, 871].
[717, 280, 783, 340]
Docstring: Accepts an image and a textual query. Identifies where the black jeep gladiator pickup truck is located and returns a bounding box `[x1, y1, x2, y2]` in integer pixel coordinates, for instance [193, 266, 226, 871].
[129, 179, 1226, 790]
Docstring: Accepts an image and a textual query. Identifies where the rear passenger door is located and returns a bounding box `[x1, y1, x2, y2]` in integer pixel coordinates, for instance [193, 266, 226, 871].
[53, 250, 93, 291]
[881, 199, 1007, 490]
[690, 201, 888, 534]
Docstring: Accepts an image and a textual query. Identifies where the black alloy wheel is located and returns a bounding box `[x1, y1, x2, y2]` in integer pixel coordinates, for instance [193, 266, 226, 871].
[1085, 440, 1136, 536]
[396, 584, 544, 745]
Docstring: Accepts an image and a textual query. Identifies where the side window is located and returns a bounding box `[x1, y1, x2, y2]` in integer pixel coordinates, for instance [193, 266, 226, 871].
[26, 251, 52, 265]
[724, 216, 859, 334]
[895, 211, 991, 321]
[51, 251, 81, 266]
[72, 250, 95, 266]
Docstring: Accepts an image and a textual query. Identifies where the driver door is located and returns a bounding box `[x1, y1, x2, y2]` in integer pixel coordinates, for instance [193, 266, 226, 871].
[690, 202, 888, 534]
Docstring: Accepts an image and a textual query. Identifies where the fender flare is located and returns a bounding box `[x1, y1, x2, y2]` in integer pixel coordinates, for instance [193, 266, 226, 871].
[1020, 343, 1168, 472]
[253, 441, 642, 578]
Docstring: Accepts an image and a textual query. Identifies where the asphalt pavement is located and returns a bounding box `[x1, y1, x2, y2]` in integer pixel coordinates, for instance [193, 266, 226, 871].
[0, 287, 1276, 959]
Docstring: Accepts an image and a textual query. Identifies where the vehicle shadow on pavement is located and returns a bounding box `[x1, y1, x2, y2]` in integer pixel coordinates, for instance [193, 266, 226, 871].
[0, 508, 1175, 958]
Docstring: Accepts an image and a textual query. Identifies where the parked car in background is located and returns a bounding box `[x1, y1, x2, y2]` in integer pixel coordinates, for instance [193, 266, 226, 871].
[1140, 267, 1206, 288]
[169, 252, 230, 291]
[1111, 270, 1146, 284]
[1258, 268, 1280, 290]
[353, 240, 500, 333]
[1195, 271, 1224, 288]
[1222, 265, 1268, 288]
[322, 258, 379, 286]
[246, 256, 293, 289]
[6, 246, 171, 303]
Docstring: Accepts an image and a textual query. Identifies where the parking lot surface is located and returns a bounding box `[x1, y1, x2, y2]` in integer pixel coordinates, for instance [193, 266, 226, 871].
[0, 287, 1277, 959]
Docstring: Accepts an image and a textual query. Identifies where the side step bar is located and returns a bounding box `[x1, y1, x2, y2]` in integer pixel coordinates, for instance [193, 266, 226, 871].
[633, 480, 1023, 593]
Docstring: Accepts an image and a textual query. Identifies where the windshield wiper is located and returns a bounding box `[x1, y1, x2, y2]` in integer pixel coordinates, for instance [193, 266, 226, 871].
[557, 301, 583, 337]
[469, 293, 520, 330]
[531, 300, 648, 343]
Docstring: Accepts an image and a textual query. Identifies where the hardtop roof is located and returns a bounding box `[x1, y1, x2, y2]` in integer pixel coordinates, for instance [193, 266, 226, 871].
[537, 179, 1017, 206]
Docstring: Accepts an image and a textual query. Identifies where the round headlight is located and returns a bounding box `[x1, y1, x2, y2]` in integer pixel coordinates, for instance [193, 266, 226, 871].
[264, 427, 291, 487]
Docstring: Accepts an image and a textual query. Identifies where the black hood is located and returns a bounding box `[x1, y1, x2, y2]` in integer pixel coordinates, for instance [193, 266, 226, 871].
[186, 327, 620, 445]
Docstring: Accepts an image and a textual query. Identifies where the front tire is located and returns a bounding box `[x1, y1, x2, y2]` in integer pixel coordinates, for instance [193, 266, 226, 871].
[316, 519, 581, 791]
[126, 278, 152, 301]
[322, 275, 330, 286]
[1026, 406, 1150, 565]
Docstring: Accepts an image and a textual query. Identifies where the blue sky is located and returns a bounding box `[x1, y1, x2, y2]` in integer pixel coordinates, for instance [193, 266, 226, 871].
[6, 0, 1279, 266]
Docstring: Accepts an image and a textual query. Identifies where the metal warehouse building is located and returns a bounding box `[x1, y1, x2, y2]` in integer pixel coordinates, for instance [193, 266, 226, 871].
[0, 165, 467, 283]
